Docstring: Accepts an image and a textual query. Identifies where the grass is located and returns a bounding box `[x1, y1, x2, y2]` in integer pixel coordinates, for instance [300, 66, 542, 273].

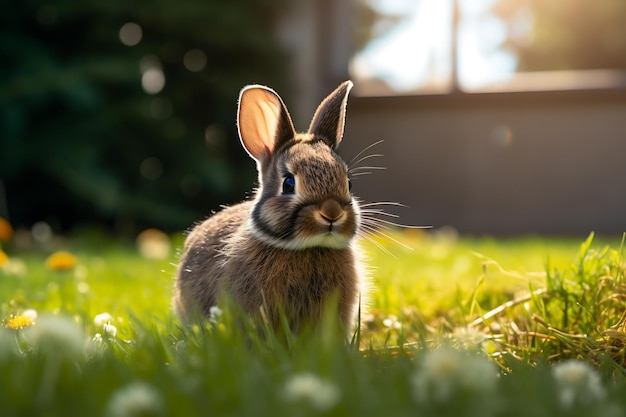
[1, 228, 625, 416]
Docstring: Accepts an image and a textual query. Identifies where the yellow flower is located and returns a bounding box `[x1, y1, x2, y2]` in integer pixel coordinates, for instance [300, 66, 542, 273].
[3, 314, 35, 330]
[46, 251, 78, 270]
[0, 249, 8, 267]
[0, 217, 12, 243]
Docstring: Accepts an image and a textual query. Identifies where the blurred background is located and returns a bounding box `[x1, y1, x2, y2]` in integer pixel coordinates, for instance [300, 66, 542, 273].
[1, 0, 625, 238]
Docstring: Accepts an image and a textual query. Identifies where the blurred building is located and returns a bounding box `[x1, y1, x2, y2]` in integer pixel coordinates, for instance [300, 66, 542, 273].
[279, 0, 626, 235]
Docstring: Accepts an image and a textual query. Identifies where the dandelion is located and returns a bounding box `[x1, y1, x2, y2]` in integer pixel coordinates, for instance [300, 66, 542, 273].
[552, 360, 606, 408]
[0, 216, 13, 243]
[0, 249, 8, 267]
[382, 314, 402, 330]
[283, 373, 341, 411]
[22, 309, 38, 322]
[94, 312, 114, 327]
[411, 347, 498, 405]
[107, 381, 164, 417]
[45, 251, 78, 270]
[449, 326, 486, 350]
[3, 310, 36, 330]
[22, 314, 85, 357]
[209, 306, 222, 322]
[3, 313, 36, 330]
[93, 313, 117, 339]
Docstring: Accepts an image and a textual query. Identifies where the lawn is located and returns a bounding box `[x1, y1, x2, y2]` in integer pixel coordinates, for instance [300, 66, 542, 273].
[1, 226, 625, 417]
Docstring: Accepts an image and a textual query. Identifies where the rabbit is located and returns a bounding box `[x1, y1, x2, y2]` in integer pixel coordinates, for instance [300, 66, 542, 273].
[173, 80, 366, 333]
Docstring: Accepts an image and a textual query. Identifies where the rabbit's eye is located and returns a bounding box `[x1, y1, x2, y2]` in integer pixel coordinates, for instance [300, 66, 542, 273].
[282, 174, 296, 194]
[348, 178, 352, 191]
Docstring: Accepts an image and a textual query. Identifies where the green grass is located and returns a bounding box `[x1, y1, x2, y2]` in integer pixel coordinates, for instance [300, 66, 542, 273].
[1, 230, 625, 416]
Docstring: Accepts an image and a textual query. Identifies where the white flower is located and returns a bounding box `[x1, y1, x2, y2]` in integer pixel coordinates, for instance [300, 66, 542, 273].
[382, 314, 402, 329]
[450, 326, 486, 350]
[552, 360, 606, 408]
[103, 322, 117, 338]
[22, 309, 38, 322]
[412, 347, 498, 405]
[94, 312, 114, 327]
[107, 382, 163, 417]
[22, 315, 85, 357]
[93, 333, 103, 343]
[283, 373, 341, 411]
[209, 306, 222, 322]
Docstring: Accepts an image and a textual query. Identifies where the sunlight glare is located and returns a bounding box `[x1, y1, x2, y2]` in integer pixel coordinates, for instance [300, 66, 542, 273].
[351, 0, 517, 92]
[352, 0, 453, 92]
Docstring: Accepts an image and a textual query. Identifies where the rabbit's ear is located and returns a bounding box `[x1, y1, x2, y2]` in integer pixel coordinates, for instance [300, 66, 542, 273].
[238, 85, 296, 165]
[307, 81, 353, 148]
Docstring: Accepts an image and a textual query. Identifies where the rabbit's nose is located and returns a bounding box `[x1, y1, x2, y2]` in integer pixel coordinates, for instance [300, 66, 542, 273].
[319, 200, 345, 224]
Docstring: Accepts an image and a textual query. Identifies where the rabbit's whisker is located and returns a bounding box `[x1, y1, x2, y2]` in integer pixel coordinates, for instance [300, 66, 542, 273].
[349, 154, 384, 170]
[359, 201, 409, 209]
[359, 223, 414, 252]
[349, 166, 386, 174]
[356, 230, 395, 258]
[362, 215, 431, 230]
[359, 209, 399, 218]
[347, 139, 385, 167]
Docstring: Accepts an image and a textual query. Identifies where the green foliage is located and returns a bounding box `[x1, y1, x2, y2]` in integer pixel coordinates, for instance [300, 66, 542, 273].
[463, 233, 626, 373]
[1, 232, 626, 416]
[1, 0, 288, 233]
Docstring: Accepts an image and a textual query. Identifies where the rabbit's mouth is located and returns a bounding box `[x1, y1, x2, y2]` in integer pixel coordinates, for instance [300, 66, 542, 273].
[288, 199, 358, 249]
[249, 196, 359, 250]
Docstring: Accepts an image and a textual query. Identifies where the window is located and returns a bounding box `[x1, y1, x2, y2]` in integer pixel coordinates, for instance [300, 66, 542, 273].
[350, 0, 626, 95]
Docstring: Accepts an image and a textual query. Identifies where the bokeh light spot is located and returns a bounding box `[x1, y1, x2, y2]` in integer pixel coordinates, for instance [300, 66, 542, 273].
[31, 221, 52, 244]
[141, 68, 165, 95]
[136, 228, 171, 259]
[119, 22, 143, 47]
[183, 49, 208, 72]
[492, 124, 513, 147]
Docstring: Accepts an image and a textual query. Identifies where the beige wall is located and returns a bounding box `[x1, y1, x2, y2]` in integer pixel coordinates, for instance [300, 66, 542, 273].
[340, 89, 626, 235]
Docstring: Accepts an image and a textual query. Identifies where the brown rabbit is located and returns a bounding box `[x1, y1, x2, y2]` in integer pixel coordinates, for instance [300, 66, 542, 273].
[173, 81, 366, 333]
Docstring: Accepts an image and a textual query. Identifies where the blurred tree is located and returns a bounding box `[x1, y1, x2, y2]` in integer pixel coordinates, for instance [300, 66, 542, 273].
[353, 0, 406, 53]
[0, 0, 288, 235]
[491, 0, 626, 72]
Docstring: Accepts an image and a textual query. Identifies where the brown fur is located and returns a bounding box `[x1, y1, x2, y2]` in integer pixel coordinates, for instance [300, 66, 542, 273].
[173, 81, 365, 332]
